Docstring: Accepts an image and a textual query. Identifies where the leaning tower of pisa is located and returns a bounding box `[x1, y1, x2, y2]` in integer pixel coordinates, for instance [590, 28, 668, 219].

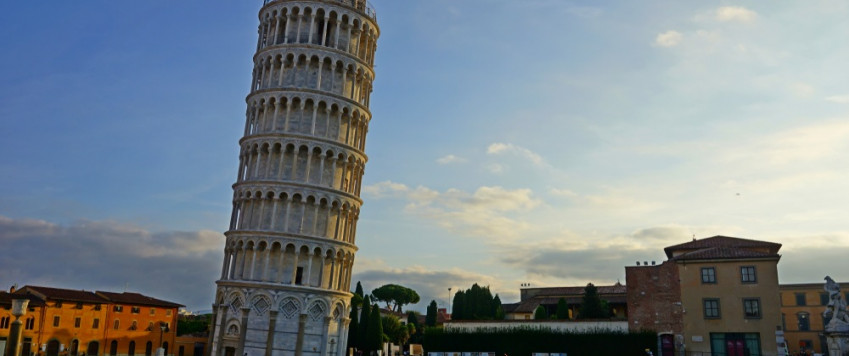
[209, 1, 378, 356]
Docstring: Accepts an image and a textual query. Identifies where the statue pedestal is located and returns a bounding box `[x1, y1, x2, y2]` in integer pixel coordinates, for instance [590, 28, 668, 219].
[826, 332, 849, 356]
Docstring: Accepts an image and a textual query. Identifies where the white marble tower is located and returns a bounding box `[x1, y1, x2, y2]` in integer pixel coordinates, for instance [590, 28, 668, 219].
[209, 1, 378, 355]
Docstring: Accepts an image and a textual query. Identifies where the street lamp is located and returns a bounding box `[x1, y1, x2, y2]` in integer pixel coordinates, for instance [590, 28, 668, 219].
[158, 322, 167, 356]
[5, 298, 30, 356]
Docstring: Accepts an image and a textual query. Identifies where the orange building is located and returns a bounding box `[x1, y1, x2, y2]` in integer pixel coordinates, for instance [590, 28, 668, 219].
[1, 286, 182, 356]
[779, 282, 849, 355]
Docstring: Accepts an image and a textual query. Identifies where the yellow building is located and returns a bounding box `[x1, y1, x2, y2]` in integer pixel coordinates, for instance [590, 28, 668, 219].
[628, 236, 785, 356]
[1, 286, 182, 356]
[779, 282, 849, 355]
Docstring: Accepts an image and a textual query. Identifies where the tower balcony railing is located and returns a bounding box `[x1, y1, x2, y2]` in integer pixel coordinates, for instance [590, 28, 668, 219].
[263, 0, 376, 20]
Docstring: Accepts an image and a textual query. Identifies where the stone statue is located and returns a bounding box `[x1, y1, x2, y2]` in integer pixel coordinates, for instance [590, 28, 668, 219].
[824, 276, 849, 332]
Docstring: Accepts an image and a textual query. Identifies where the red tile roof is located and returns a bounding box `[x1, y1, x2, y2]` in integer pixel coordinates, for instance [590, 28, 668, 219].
[19, 286, 108, 303]
[96, 291, 183, 308]
[664, 235, 781, 260]
[524, 284, 627, 297]
[0, 291, 47, 307]
[11, 286, 181, 308]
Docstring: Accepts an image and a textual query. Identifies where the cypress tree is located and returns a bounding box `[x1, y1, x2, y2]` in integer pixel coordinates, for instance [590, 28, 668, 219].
[533, 305, 548, 320]
[367, 306, 384, 355]
[451, 290, 465, 320]
[425, 300, 437, 326]
[578, 283, 609, 319]
[491, 294, 502, 319]
[348, 302, 360, 351]
[355, 281, 364, 297]
[359, 296, 371, 348]
[556, 298, 569, 320]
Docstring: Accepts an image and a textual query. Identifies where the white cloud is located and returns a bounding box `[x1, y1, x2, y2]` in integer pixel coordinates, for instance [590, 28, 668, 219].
[825, 95, 849, 104]
[790, 82, 815, 97]
[654, 30, 683, 47]
[436, 154, 466, 164]
[549, 188, 578, 198]
[352, 265, 510, 311]
[716, 6, 757, 22]
[365, 182, 542, 241]
[487, 142, 547, 167]
[0, 216, 223, 312]
[362, 181, 410, 199]
[486, 164, 505, 174]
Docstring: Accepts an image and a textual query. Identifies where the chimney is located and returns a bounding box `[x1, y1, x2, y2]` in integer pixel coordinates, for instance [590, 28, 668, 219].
[9, 284, 16, 293]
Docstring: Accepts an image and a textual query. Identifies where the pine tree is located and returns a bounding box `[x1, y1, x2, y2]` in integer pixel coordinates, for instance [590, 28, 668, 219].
[556, 298, 569, 320]
[425, 300, 437, 326]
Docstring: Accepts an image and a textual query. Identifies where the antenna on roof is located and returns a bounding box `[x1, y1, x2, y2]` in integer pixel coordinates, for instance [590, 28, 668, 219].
[124, 283, 128, 292]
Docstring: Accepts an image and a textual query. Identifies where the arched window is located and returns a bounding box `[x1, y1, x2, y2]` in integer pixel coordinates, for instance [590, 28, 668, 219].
[145, 341, 153, 356]
[128, 341, 135, 356]
[110, 341, 118, 356]
[163, 342, 169, 356]
[70, 340, 79, 356]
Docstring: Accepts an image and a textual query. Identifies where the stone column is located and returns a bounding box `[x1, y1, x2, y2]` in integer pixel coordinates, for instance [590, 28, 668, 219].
[265, 311, 278, 356]
[295, 314, 307, 356]
[236, 307, 251, 356]
[206, 304, 219, 356]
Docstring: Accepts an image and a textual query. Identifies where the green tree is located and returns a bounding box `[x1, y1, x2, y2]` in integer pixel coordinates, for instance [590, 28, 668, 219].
[176, 315, 210, 336]
[347, 301, 360, 351]
[451, 290, 465, 320]
[366, 306, 384, 355]
[371, 284, 421, 313]
[533, 305, 548, 320]
[494, 304, 505, 320]
[425, 300, 438, 326]
[355, 281, 365, 297]
[407, 311, 423, 344]
[556, 298, 569, 320]
[452, 284, 501, 320]
[359, 296, 372, 348]
[578, 283, 610, 319]
[381, 315, 405, 353]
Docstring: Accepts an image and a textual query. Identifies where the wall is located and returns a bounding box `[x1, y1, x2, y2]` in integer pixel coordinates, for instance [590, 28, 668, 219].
[444, 320, 628, 333]
[625, 261, 682, 334]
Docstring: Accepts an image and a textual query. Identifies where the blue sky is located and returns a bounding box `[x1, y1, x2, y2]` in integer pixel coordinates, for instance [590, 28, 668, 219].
[2, 0, 848, 313]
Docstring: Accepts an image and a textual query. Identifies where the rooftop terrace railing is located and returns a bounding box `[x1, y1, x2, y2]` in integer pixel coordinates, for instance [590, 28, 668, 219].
[262, 0, 376, 20]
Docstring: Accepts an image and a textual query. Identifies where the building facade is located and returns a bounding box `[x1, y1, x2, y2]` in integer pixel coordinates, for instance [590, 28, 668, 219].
[209, 1, 379, 356]
[504, 284, 627, 321]
[627, 236, 785, 356]
[778, 282, 849, 355]
[0, 286, 181, 356]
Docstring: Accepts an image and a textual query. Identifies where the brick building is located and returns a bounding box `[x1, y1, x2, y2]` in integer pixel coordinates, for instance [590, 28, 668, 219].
[1, 285, 182, 356]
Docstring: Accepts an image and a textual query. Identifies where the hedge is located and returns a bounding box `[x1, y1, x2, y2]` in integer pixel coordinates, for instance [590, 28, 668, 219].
[423, 326, 656, 356]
